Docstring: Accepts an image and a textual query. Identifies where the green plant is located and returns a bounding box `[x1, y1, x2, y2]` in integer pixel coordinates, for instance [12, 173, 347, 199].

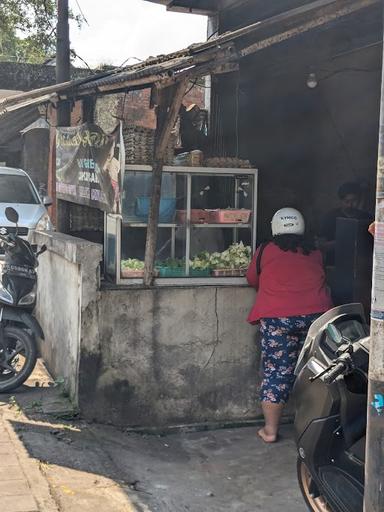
[121, 259, 145, 270]
[190, 252, 211, 270]
[209, 242, 251, 270]
[0, 1, 83, 64]
[156, 258, 185, 269]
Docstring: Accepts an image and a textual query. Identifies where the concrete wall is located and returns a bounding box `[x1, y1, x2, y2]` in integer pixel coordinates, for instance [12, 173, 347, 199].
[32, 231, 102, 400]
[211, 3, 381, 241]
[32, 232, 261, 428]
[79, 286, 259, 427]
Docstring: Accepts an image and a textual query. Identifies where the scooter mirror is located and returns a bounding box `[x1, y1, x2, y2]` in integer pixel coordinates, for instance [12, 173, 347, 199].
[326, 323, 343, 345]
[5, 207, 19, 224]
[37, 245, 47, 257]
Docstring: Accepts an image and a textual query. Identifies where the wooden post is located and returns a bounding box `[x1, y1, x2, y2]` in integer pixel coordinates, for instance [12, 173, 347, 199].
[143, 79, 188, 286]
[47, 124, 57, 226]
[364, 10, 384, 510]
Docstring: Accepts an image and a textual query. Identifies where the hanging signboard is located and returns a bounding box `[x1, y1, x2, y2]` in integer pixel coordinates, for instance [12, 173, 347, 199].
[56, 123, 124, 213]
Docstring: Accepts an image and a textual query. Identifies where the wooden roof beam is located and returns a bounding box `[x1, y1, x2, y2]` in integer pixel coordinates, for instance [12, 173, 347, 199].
[240, 0, 379, 57]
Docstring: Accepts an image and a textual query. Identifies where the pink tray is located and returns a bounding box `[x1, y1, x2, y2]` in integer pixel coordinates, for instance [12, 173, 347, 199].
[121, 269, 159, 278]
[209, 209, 251, 224]
[176, 209, 211, 224]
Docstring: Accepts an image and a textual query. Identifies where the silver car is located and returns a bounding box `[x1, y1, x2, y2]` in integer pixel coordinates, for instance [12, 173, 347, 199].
[0, 167, 53, 239]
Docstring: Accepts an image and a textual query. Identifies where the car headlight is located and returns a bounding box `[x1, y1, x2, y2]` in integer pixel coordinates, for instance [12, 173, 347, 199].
[0, 283, 13, 305]
[18, 287, 37, 306]
[36, 212, 53, 231]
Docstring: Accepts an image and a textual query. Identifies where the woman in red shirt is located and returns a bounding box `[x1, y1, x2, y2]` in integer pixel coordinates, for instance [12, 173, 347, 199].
[247, 207, 332, 443]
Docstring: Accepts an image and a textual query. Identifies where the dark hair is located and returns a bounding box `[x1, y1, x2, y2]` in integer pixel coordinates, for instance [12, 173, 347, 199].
[338, 182, 361, 200]
[272, 234, 316, 255]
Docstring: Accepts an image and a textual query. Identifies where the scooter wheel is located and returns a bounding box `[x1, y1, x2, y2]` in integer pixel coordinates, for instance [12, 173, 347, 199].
[297, 458, 332, 512]
[0, 326, 37, 393]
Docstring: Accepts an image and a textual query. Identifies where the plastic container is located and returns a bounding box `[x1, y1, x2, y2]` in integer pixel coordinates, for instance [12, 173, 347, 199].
[157, 267, 211, 278]
[122, 171, 176, 222]
[158, 267, 186, 278]
[121, 269, 159, 278]
[176, 209, 210, 224]
[121, 269, 144, 278]
[208, 209, 251, 224]
[211, 268, 246, 277]
[135, 197, 176, 223]
[190, 150, 204, 167]
[190, 268, 211, 277]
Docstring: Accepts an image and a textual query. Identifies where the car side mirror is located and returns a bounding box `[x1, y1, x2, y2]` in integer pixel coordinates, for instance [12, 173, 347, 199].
[43, 196, 53, 207]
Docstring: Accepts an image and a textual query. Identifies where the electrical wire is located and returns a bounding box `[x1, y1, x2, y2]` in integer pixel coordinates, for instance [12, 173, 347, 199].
[184, 79, 198, 97]
[70, 48, 94, 71]
[119, 56, 144, 68]
[74, 0, 90, 26]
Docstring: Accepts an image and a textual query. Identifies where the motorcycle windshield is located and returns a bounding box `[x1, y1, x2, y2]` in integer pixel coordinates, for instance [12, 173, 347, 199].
[295, 303, 366, 375]
[4, 236, 36, 268]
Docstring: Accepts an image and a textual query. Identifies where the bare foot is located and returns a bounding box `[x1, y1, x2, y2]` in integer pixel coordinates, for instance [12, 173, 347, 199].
[257, 427, 278, 443]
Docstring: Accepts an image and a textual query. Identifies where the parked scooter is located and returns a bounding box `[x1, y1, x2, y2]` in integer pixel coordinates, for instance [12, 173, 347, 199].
[0, 207, 46, 392]
[293, 303, 369, 512]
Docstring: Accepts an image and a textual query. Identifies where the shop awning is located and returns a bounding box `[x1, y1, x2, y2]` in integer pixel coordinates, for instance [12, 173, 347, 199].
[0, 0, 379, 116]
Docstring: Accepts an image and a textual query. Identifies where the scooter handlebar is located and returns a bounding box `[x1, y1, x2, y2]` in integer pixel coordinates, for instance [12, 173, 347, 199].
[323, 361, 347, 384]
[0, 234, 16, 248]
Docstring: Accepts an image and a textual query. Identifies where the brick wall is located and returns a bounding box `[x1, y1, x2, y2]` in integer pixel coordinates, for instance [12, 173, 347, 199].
[118, 84, 205, 130]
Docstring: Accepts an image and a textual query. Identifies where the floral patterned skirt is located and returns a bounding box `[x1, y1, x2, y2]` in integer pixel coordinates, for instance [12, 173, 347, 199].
[259, 314, 320, 404]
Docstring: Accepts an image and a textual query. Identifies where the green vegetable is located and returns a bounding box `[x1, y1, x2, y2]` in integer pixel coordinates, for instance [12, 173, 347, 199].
[190, 251, 211, 270]
[156, 258, 185, 269]
[208, 242, 251, 270]
[154, 243, 251, 273]
[121, 259, 145, 270]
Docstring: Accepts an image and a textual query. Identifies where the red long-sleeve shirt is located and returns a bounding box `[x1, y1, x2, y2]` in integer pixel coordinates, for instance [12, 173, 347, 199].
[246, 242, 332, 324]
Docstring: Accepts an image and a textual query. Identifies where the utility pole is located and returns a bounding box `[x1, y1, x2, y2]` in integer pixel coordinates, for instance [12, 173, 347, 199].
[364, 6, 384, 510]
[52, 0, 71, 230]
[56, 0, 71, 126]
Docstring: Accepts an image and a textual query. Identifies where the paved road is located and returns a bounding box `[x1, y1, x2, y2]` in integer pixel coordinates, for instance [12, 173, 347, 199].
[0, 361, 306, 511]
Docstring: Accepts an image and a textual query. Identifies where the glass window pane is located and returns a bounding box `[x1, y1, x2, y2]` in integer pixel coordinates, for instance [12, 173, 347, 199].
[120, 171, 187, 278]
[190, 227, 252, 278]
[0, 174, 39, 204]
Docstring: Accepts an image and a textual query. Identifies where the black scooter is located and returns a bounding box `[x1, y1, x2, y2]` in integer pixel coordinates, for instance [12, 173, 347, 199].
[0, 207, 46, 392]
[293, 303, 369, 512]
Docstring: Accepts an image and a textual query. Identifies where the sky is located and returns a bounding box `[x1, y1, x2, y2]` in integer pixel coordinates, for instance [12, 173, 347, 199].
[68, 0, 208, 68]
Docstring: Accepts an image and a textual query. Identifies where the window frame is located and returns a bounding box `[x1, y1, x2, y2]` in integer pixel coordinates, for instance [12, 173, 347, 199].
[105, 164, 258, 286]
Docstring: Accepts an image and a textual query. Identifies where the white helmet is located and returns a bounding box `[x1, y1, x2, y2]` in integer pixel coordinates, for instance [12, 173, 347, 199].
[271, 207, 305, 236]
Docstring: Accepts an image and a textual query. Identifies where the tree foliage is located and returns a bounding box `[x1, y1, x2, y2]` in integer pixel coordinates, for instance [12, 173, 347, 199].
[0, 1, 81, 64]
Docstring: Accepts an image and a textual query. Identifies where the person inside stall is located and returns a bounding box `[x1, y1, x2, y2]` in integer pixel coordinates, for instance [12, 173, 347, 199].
[179, 103, 208, 153]
[319, 182, 372, 264]
[246, 208, 332, 443]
